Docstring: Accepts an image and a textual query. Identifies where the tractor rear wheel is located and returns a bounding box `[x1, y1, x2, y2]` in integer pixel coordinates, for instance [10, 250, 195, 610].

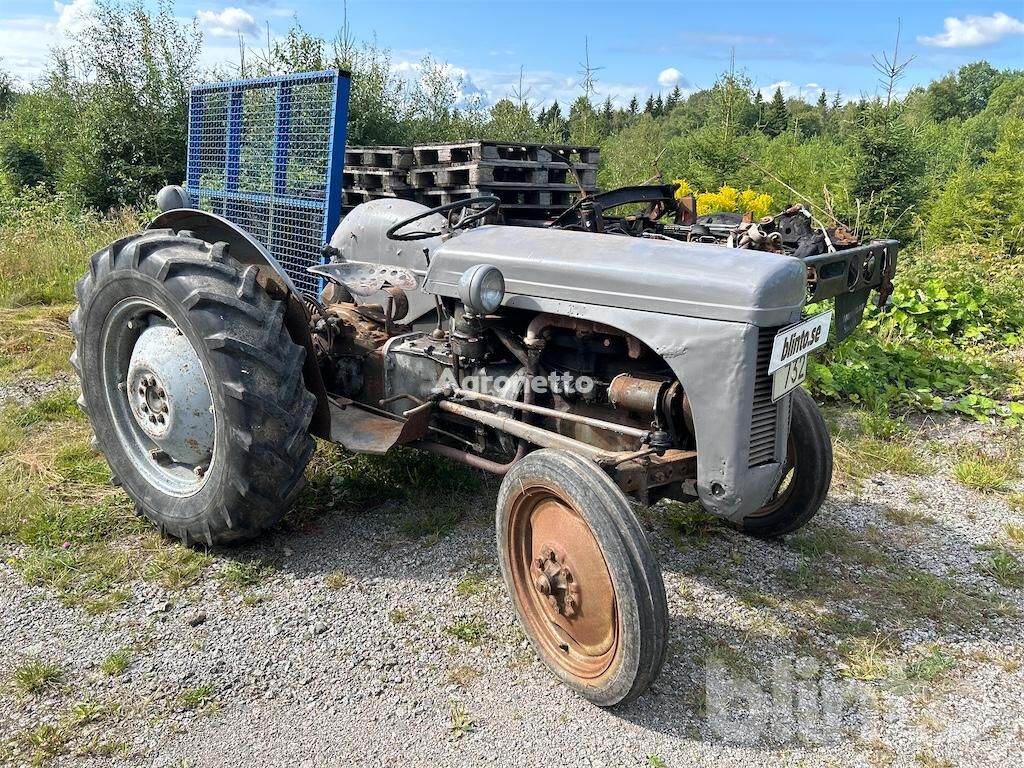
[496, 449, 668, 706]
[70, 229, 316, 546]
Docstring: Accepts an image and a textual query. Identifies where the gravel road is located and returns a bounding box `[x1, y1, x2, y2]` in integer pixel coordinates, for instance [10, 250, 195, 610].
[2, 410, 1022, 768]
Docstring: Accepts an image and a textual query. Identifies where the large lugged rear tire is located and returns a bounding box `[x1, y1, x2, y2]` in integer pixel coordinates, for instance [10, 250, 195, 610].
[733, 387, 832, 539]
[70, 229, 316, 546]
[496, 449, 668, 707]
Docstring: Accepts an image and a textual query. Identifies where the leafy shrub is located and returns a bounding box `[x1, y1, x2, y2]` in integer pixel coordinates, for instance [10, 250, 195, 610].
[807, 245, 1024, 423]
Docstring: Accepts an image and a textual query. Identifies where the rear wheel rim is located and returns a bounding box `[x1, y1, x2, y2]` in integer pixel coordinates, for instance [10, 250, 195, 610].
[507, 482, 620, 681]
[99, 298, 216, 498]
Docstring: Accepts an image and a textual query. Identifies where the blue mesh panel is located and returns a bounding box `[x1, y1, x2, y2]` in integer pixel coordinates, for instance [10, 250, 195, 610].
[185, 70, 349, 296]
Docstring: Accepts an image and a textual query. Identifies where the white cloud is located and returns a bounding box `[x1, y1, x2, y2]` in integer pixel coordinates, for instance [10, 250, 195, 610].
[758, 81, 827, 101]
[657, 67, 683, 88]
[54, 0, 95, 37]
[918, 11, 1024, 48]
[196, 7, 259, 38]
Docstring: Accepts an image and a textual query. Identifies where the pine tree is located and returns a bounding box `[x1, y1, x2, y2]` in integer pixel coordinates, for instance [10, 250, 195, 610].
[666, 85, 682, 111]
[628, 95, 639, 116]
[644, 94, 655, 114]
[764, 86, 789, 137]
[654, 93, 664, 117]
[831, 90, 842, 110]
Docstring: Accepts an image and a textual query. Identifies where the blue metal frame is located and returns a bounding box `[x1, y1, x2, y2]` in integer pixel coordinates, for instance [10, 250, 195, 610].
[185, 69, 350, 293]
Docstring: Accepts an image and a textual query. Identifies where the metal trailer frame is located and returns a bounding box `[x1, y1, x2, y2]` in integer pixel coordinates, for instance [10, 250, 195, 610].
[184, 69, 350, 294]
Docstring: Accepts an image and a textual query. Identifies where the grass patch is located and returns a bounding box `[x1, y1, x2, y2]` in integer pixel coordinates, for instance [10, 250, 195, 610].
[883, 507, 937, 526]
[448, 701, 474, 739]
[838, 634, 897, 680]
[0, 306, 76, 383]
[99, 648, 132, 677]
[0, 203, 141, 307]
[977, 549, 1024, 588]
[776, 522, 1013, 636]
[905, 644, 955, 681]
[1005, 522, 1024, 545]
[177, 682, 219, 712]
[11, 658, 63, 697]
[294, 445, 484, 541]
[388, 608, 408, 624]
[324, 570, 349, 590]
[663, 502, 721, 543]
[455, 573, 488, 597]
[143, 542, 211, 590]
[953, 448, 1019, 493]
[445, 618, 488, 645]
[834, 433, 928, 483]
[9, 390, 83, 427]
[1009, 492, 1024, 512]
[219, 559, 277, 591]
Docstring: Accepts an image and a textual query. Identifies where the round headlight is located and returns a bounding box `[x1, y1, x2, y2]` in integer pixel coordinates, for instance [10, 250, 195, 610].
[458, 264, 505, 314]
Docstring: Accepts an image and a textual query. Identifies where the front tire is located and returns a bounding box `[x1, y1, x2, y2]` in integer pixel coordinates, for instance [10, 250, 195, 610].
[70, 230, 316, 545]
[496, 449, 668, 706]
[734, 387, 832, 538]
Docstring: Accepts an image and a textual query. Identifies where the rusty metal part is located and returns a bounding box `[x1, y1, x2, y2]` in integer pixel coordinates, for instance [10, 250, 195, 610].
[612, 448, 697, 498]
[524, 314, 643, 359]
[608, 373, 668, 415]
[829, 226, 859, 248]
[327, 398, 432, 454]
[436, 399, 626, 463]
[507, 483, 618, 679]
[445, 386, 651, 441]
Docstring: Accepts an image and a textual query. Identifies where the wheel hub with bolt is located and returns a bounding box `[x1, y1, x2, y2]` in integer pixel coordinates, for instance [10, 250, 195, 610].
[125, 321, 215, 468]
[532, 546, 580, 618]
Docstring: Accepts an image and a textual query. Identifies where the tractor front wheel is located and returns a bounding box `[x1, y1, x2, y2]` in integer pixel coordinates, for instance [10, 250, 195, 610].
[733, 387, 832, 538]
[70, 230, 316, 546]
[496, 449, 668, 706]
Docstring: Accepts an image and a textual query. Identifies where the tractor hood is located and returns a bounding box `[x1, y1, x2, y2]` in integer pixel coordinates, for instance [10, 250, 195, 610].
[423, 225, 807, 326]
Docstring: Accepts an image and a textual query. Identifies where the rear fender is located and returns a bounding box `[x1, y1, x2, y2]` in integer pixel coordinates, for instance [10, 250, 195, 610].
[148, 209, 331, 439]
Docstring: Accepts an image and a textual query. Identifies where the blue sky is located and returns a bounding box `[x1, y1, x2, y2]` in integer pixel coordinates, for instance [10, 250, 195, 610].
[2, 0, 1022, 106]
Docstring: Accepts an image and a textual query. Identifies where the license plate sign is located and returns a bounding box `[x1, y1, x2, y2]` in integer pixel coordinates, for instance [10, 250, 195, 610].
[772, 355, 807, 401]
[768, 311, 833, 374]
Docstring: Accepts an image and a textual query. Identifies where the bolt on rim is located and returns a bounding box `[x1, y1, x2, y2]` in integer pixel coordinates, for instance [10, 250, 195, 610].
[99, 298, 217, 498]
[507, 483, 619, 681]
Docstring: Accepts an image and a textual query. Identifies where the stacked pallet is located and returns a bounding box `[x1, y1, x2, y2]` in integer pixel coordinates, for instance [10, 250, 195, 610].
[342, 145, 414, 210]
[409, 141, 598, 222]
[341, 141, 600, 222]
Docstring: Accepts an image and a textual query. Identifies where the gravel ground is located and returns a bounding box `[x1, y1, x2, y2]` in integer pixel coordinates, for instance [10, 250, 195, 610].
[2, 410, 1022, 767]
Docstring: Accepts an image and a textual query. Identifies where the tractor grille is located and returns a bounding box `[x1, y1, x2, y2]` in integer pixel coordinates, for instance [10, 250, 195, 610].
[185, 70, 349, 296]
[749, 327, 780, 467]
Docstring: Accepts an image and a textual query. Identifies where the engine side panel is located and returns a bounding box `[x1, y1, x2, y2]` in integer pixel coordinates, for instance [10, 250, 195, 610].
[424, 225, 807, 327]
[500, 294, 792, 522]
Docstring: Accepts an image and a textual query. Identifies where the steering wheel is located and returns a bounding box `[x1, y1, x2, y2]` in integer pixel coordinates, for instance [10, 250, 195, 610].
[385, 196, 501, 241]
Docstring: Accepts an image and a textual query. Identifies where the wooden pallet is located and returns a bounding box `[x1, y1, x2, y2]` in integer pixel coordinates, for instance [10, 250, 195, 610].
[344, 146, 414, 170]
[412, 141, 599, 166]
[415, 186, 591, 209]
[343, 187, 415, 207]
[408, 162, 598, 190]
[342, 168, 411, 193]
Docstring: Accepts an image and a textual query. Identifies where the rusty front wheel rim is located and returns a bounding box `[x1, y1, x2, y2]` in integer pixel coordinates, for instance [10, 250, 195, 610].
[507, 483, 620, 681]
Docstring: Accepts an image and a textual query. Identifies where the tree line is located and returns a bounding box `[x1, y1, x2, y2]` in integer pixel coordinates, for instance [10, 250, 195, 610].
[0, 1, 1021, 251]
